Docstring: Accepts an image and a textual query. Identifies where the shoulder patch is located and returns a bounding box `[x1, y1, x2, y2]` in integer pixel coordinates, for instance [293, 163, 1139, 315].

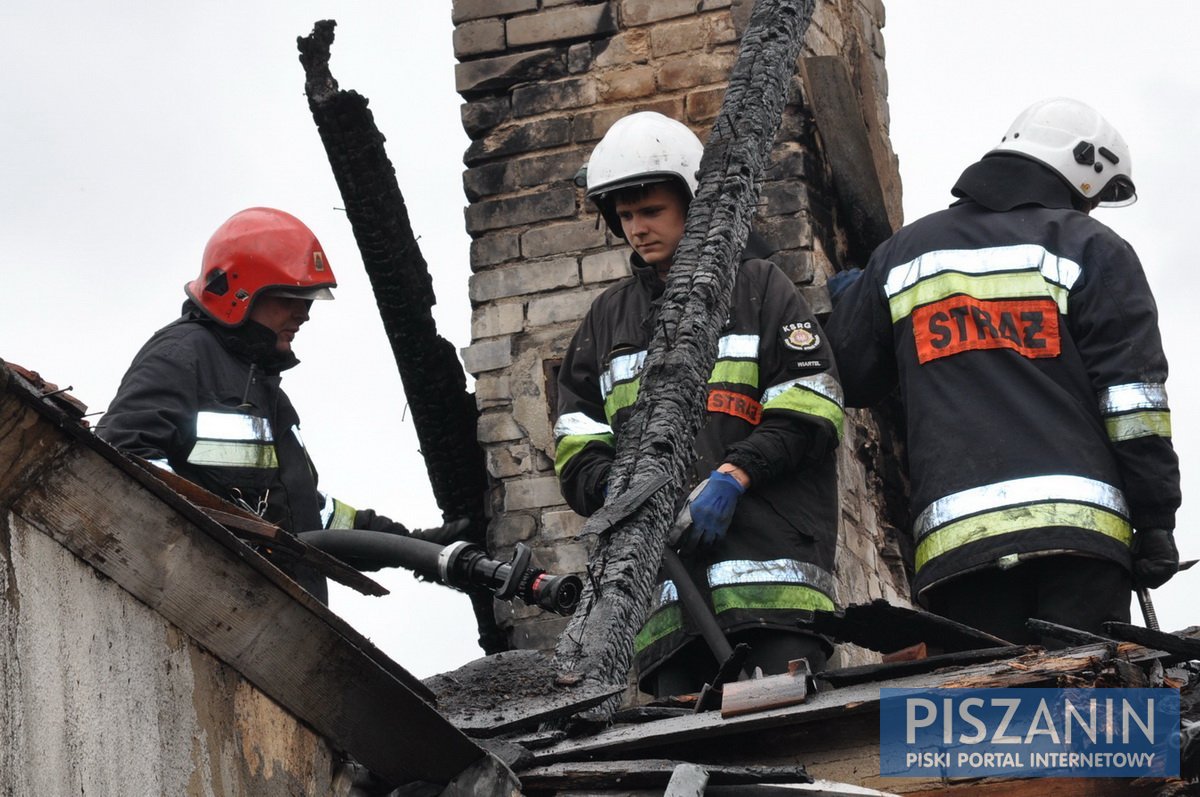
[781, 321, 821, 351]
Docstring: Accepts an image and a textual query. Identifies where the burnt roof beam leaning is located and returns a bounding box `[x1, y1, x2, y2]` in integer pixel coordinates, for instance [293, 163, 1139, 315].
[296, 20, 502, 654]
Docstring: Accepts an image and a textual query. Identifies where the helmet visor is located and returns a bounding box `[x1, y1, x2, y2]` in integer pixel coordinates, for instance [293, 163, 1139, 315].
[1097, 175, 1136, 208]
[266, 285, 335, 301]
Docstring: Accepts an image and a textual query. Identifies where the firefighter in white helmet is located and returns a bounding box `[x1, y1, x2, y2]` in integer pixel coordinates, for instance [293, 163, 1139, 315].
[827, 98, 1180, 644]
[554, 112, 845, 696]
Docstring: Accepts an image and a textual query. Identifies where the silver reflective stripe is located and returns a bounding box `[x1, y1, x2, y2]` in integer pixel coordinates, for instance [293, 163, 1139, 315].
[291, 424, 306, 449]
[147, 458, 175, 474]
[554, 411, 614, 439]
[884, 244, 1082, 297]
[650, 580, 680, 612]
[718, 334, 760, 359]
[914, 474, 1129, 542]
[707, 558, 836, 598]
[319, 491, 335, 527]
[195, 410, 274, 442]
[600, 351, 647, 399]
[1098, 382, 1169, 415]
[761, 372, 843, 406]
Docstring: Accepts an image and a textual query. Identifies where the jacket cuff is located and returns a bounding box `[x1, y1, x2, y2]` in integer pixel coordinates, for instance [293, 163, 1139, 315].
[722, 448, 770, 488]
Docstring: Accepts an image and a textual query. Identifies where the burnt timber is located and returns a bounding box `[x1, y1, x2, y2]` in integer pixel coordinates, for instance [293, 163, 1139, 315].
[297, 20, 503, 655]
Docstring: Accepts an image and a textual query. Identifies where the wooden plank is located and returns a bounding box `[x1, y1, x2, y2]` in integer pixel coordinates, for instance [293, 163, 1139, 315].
[882, 643, 926, 663]
[665, 763, 709, 796]
[0, 368, 482, 786]
[799, 601, 1012, 654]
[721, 666, 809, 719]
[140, 461, 388, 596]
[816, 646, 1032, 689]
[1103, 622, 1200, 660]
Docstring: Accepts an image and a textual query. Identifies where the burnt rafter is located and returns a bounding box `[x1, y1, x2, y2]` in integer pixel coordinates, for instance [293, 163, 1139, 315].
[297, 20, 503, 653]
[552, 0, 817, 714]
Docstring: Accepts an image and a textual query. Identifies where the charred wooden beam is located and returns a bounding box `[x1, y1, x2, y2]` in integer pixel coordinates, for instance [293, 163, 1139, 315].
[797, 600, 1012, 654]
[1103, 622, 1200, 661]
[816, 645, 1033, 689]
[1025, 618, 1115, 648]
[296, 20, 502, 653]
[422, 650, 624, 738]
[552, 0, 817, 718]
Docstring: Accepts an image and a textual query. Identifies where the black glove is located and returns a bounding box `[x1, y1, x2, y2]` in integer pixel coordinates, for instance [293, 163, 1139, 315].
[410, 518, 471, 545]
[353, 508, 410, 536]
[1132, 528, 1179, 589]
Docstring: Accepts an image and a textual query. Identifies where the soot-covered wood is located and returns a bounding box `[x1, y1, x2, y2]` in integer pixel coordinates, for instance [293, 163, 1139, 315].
[297, 20, 502, 653]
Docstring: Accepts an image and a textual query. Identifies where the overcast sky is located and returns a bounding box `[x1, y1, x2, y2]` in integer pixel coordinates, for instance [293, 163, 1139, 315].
[3, 2, 1195, 679]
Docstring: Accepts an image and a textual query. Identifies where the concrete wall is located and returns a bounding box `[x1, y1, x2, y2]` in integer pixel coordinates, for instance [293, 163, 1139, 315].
[0, 514, 342, 797]
[452, 0, 912, 662]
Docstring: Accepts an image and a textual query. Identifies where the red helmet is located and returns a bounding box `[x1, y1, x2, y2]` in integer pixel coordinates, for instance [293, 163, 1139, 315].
[185, 207, 336, 327]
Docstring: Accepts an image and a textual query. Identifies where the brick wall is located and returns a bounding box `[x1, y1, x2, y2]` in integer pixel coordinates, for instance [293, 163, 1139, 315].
[453, 0, 909, 663]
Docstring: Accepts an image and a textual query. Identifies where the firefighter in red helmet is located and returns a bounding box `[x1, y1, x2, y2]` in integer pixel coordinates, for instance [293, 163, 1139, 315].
[101, 208, 460, 601]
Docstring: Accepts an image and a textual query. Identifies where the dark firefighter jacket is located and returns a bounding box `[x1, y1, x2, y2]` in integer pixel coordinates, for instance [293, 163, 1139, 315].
[99, 303, 389, 602]
[826, 154, 1181, 599]
[555, 255, 844, 681]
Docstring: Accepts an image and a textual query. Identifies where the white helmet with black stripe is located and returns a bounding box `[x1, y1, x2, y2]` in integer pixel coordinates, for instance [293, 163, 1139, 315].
[991, 97, 1135, 207]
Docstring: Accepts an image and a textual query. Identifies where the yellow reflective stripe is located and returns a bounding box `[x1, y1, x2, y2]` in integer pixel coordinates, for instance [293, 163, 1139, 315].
[708, 360, 759, 388]
[712, 583, 836, 614]
[187, 440, 278, 468]
[636, 584, 835, 654]
[635, 605, 681, 653]
[554, 432, 615, 476]
[914, 502, 1133, 572]
[327, 498, 357, 530]
[1105, 411, 1172, 442]
[888, 271, 1070, 324]
[761, 386, 845, 439]
[603, 379, 640, 424]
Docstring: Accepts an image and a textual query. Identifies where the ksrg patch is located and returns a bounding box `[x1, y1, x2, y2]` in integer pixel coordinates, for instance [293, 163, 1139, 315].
[913, 296, 1060, 364]
[781, 321, 821, 351]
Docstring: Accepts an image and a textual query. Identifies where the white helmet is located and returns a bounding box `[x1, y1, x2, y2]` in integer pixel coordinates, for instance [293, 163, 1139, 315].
[583, 111, 704, 236]
[991, 97, 1135, 207]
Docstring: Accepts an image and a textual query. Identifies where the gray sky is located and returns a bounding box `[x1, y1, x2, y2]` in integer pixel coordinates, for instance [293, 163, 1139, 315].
[3, 2, 1195, 678]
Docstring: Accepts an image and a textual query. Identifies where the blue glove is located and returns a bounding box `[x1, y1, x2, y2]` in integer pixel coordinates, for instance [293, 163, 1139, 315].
[679, 470, 746, 555]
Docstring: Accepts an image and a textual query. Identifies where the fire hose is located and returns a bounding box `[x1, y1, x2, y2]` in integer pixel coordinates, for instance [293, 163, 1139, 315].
[297, 530, 582, 616]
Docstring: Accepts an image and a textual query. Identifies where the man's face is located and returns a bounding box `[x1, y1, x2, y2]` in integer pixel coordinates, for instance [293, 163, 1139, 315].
[614, 183, 688, 270]
[248, 295, 311, 353]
